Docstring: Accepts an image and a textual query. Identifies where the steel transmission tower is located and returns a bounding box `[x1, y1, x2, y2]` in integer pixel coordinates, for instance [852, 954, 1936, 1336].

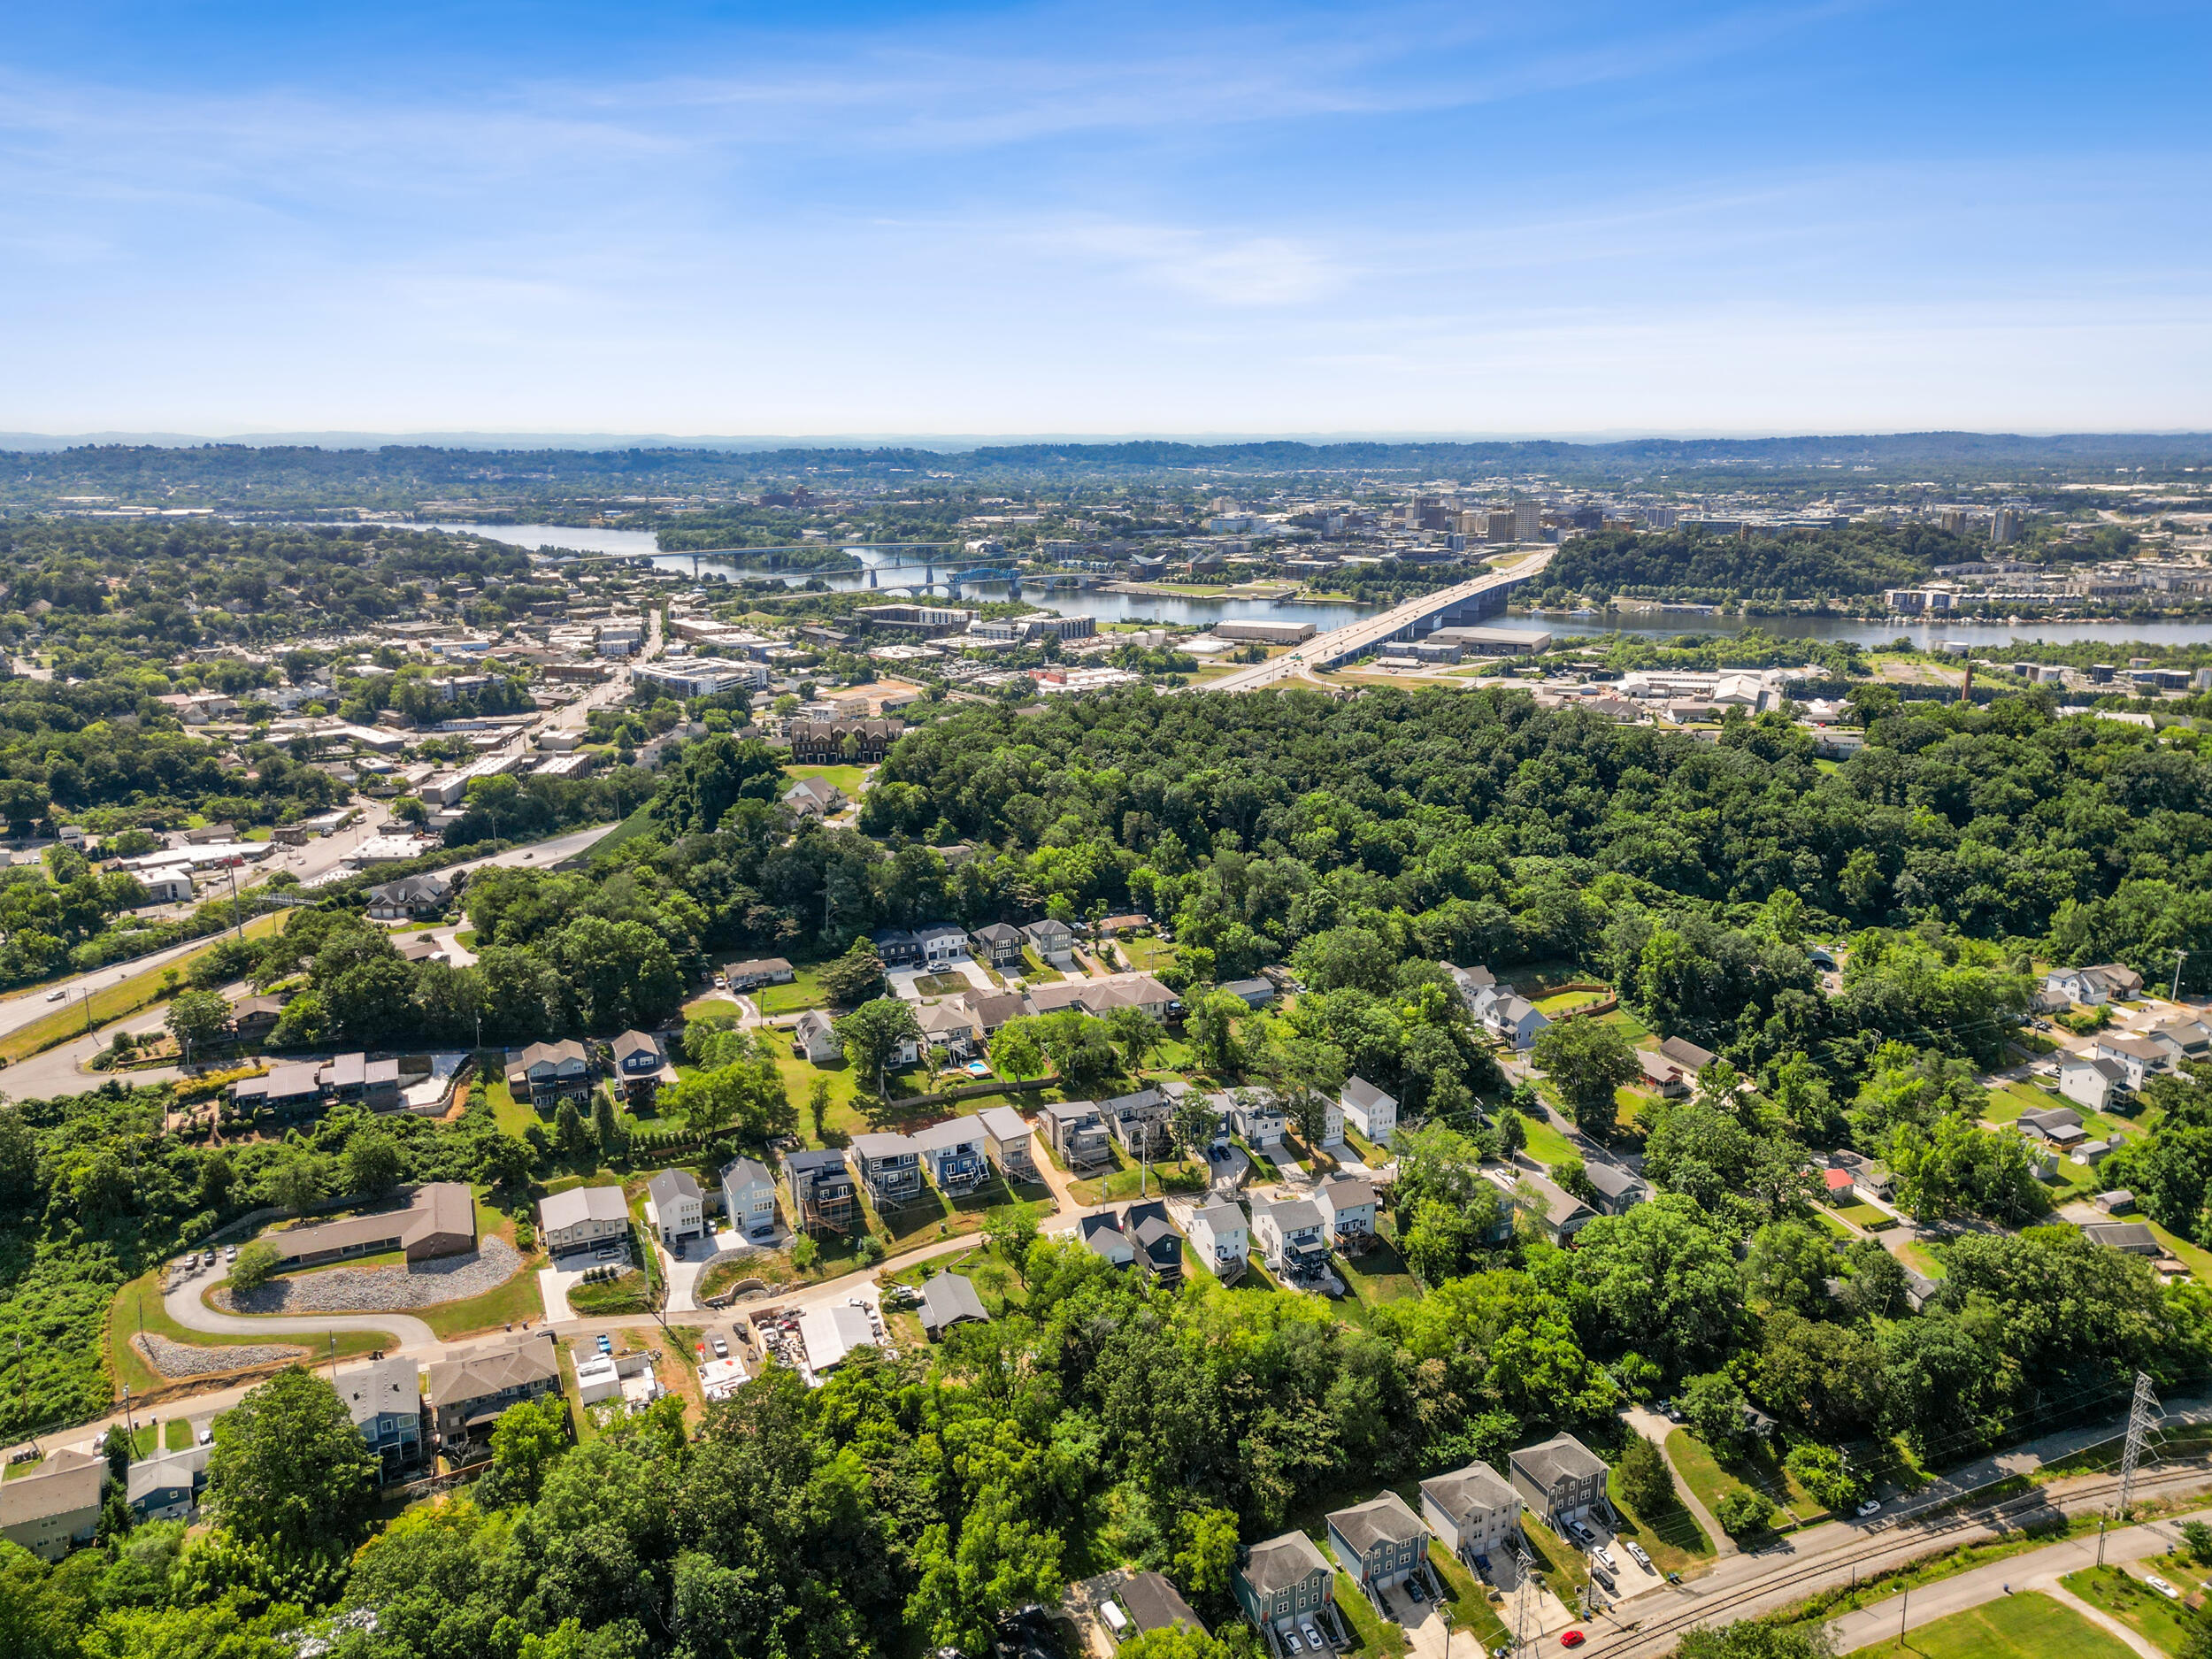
[2117, 1371, 2163, 1516]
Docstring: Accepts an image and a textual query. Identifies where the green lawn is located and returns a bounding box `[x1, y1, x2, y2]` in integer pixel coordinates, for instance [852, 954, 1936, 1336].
[756, 959, 837, 1017]
[1519, 1111, 1579, 1169]
[106, 1270, 393, 1398]
[1532, 989, 1609, 1017]
[2144, 1220, 2212, 1286]
[2060, 1564, 2197, 1655]
[486, 1071, 536, 1136]
[781, 763, 867, 799]
[1338, 1240, 1423, 1323]
[1329, 1570, 1409, 1658]
[1823, 1201, 1895, 1231]
[1606, 1456, 1715, 1577]
[1664, 1428, 1824, 1533]
[1425, 1540, 1512, 1651]
[163, 1417, 196, 1452]
[1069, 1152, 1210, 1206]
[1845, 1591, 2137, 1659]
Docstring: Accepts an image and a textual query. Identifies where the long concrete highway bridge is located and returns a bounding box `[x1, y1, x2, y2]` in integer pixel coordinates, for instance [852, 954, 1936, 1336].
[1197, 548, 1555, 692]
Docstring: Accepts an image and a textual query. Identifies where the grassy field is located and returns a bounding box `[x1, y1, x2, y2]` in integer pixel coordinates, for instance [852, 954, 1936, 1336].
[1824, 1201, 1896, 1231]
[486, 1072, 536, 1136]
[1337, 1240, 1423, 1324]
[1518, 1110, 1580, 1169]
[2060, 1563, 2197, 1655]
[1843, 1591, 2137, 1659]
[1069, 1151, 1210, 1205]
[106, 1270, 393, 1397]
[163, 1417, 196, 1451]
[2146, 1220, 2212, 1286]
[1665, 1429, 1825, 1533]
[0, 912, 286, 1064]
[781, 763, 868, 799]
[1607, 1455, 1716, 1577]
[1532, 989, 1609, 1016]
[755, 959, 838, 1017]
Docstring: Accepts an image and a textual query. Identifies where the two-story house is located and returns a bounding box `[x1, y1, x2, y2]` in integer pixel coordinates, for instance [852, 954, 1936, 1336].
[719, 1156, 780, 1240]
[1021, 918, 1079, 969]
[1233, 1531, 1339, 1645]
[1484, 1167, 1596, 1246]
[1250, 1192, 1332, 1284]
[970, 922, 1025, 968]
[1420, 1461, 1524, 1566]
[872, 922, 971, 969]
[1187, 1200, 1249, 1283]
[538, 1185, 632, 1256]
[1078, 1210, 1135, 1268]
[346, 1356, 425, 1484]
[913, 1117, 991, 1197]
[647, 1170, 706, 1246]
[1105, 1087, 1174, 1160]
[852, 1133, 926, 1207]
[1218, 1087, 1286, 1149]
[425, 1332, 562, 1449]
[1326, 1491, 1433, 1605]
[786, 1148, 858, 1235]
[366, 871, 454, 920]
[1509, 1433, 1612, 1532]
[127, 1445, 211, 1524]
[1483, 993, 1551, 1050]
[1042, 1099, 1114, 1171]
[2093, 1033, 2170, 1093]
[2044, 963, 2144, 1007]
[611, 1030, 676, 1108]
[2060, 1052, 2131, 1114]
[1339, 1077, 1396, 1148]
[1123, 1199, 1185, 1288]
[1313, 1171, 1379, 1252]
[506, 1039, 593, 1111]
[792, 1010, 843, 1064]
[0, 1448, 104, 1559]
[1584, 1163, 1650, 1216]
[976, 1105, 1037, 1182]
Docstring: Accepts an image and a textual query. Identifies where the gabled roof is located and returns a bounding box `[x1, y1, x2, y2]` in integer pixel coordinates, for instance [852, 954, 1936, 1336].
[1657, 1034, 1717, 1071]
[911, 1116, 985, 1153]
[919, 1271, 990, 1333]
[126, 1444, 210, 1504]
[1255, 1193, 1324, 1232]
[1240, 1530, 1333, 1594]
[971, 922, 1024, 945]
[851, 1132, 920, 1162]
[1119, 1571, 1206, 1636]
[612, 1030, 661, 1062]
[1319, 1172, 1376, 1210]
[1043, 1098, 1102, 1125]
[0, 1448, 104, 1525]
[1512, 1433, 1608, 1491]
[1585, 1162, 1647, 1201]
[785, 1147, 852, 1181]
[538, 1184, 628, 1231]
[345, 1357, 423, 1429]
[1329, 1489, 1427, 1553]
[720, 1156, 775, 1190]
[647, 1169, 701, 1209]
[975, 1105, 1032, 1142]
[512, 1038, 588, 1070]
[426, 1333, 559, 1408]
[1420, 1461, 1519, 1525]
[1191, 1200, 1248, 1235]
[1342, 1076, 1395, 1113]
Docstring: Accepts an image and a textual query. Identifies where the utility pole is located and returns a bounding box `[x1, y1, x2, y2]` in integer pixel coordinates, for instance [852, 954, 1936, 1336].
[2117, 1370, 2163, 1517]
[2174, 948, 2188, 1002]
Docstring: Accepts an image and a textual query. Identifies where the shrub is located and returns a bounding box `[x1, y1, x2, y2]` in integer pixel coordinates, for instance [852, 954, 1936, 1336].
[1713, 1486, 1776, 1537]
[792, 1236, 820, 1271]
[229, 1240, 280, 1292]
[1783, 1443, 1865, 1511]
[1617, 1433, 1677, 1515]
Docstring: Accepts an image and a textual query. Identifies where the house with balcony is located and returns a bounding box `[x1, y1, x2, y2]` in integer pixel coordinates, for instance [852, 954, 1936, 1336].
[1105, 1087, 1174, 1160]
[538, 1185, 631, 1256]
[1219, 1087, 1286, 1149]
[914, 1117, 991, 1197]
[506, 1039, 593, 1111]
[720, 1156, 780, 1240]
[647, 1170, 706, 1245]
[785, 1148, 859, 1234]
[1123, 1199, 1185, 1288]
[1250, 1192, 1332, 1284]
[1187, 1200, 1249, 1283]
[1314, 1172, 1378, 1252]
[976, 1105, 1036, 1182]
[612, 1030, 677, 1108]
[1042, 1099, 1114, 1171]
[127, 1446, 211, 1524]
[425, 1333, 562, 1450]
[1022, 918, 1079, 968]
[1509, 1434, 1612, 1532]
[851, 1133, 926, 1207]
[970, 922, 1025, 968]
[1233, 1531, 1340, 1647]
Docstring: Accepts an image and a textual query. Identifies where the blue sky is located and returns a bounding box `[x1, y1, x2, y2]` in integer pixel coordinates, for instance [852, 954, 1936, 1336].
[4, 1, 2210, 436]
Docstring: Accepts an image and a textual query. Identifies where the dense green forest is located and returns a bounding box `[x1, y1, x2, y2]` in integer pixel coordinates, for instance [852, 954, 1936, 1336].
[1548, 523, 1970, 603]
[5, 430, 2211, 511]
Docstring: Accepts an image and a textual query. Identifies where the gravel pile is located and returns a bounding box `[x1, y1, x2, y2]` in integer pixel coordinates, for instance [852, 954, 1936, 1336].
[216, 1238, 525, 1315]
[137, 1333, 306, 1379]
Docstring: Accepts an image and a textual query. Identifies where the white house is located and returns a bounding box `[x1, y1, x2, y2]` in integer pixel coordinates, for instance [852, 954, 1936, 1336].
[792, 1010, 842, 1064]
[1186, 1200, 1249, 1282]
[1249, 1192, 1331, 1282]
[646, 1170, 704, 1245]
[2059, 1052, 2130, 1113]
[1218, 1087, 1287, 1149]
[2093, 1033, 2170, 1092]
[719, 1156, 780, 1240]
[1485, 994, 1550, 1050]
[1339, 1077, 1397, 1148]
[537, 1185, 631, 1255]
[2044, 964, 2146, 1007]
[1420, 1461, 1523, 1565]
[1313, 1171, 1378, 1249]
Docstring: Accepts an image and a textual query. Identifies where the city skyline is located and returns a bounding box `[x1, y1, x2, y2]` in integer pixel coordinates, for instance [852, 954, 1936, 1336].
[6, 0, 2210, 434]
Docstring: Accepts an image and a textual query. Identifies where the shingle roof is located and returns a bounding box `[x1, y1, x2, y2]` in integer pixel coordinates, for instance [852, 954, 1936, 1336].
[1512, 1433, 1607, 1492]
[538, 1184, 629, 1232]
[1119, 1571, 1206, 1635]
[1329, 1489, 1427, 1553]
[1420, 1462, 1519, 1525]
[919, 1272, 990, 1333]
[425, 1333, 560, 1409]
[345, 1357, 422, 1430]
[0, 1448, 104, 1525]
[647, 1169, 701, 1209]
[1342, 1076, 1394, 1113]
[1240, 1530, 1333, 1595]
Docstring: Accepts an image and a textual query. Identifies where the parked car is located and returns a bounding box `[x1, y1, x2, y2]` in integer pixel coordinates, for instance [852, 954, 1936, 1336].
[596, 1334, 612, 1356]
[711, 1335, 729, 1359]
[1560, 1635, 1585, 1650]
[224, 1245, 237, 1263]
[1406, 1577, 1425, 1602]
[1568, 1520, 1597, 1546]
[1624, 1541, 1651, 1570]
[1857, 1498, 1882, 1517]
[1283, 1632, 1302, 1655]
[44, 989, 65, 1002]
[1593, 1547, 1615, 1571]
[196, 1425, 212, 1446]
[1300, 1623, 1323, 1651]
[203, 1250, 218, 1267]
[2149, 1576, 2182, 1601]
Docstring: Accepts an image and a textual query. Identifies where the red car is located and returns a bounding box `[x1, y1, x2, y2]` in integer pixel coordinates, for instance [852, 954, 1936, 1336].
[1560, 1634, 1586, 1649]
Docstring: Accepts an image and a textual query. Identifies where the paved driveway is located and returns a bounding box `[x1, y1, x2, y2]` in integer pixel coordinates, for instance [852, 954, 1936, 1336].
[161, 1259, 434, 1348]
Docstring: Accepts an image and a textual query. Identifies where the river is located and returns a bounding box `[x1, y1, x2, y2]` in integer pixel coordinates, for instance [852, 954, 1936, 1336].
[431, 523, 2212, 648]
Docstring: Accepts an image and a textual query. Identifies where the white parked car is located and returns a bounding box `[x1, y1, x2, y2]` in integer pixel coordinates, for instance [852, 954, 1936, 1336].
[1624, 1541, 1651, 1570]
[1592, 1547, 1615, 1571]
[2148, 1575, 2182, 1600]
[1856, 1498, 1882, 1517]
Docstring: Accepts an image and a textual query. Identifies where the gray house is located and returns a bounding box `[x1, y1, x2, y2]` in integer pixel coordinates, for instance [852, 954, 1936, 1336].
[127, 1445, 211, 1523]
[976, 1104, 1037, 1181]
[1233, 1530, 1340, 1642]
[1326, 1490, 1433, 1604]
[1022, 918, 1079, 968]
[1584, 1162, 1650, 1216]
[346, 1356, 425, 1484]
[851, 1133, 926, 1206]
[970, 922, 1025, 967]
[1509, 1434, 1611, 1531]
[1042, 1099, 1114, 1171]
[1420, 1461, 1523, 1564]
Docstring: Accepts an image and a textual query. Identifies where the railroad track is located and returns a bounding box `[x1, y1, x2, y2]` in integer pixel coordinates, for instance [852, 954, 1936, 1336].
[1586, 1459, 2212, 1656]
